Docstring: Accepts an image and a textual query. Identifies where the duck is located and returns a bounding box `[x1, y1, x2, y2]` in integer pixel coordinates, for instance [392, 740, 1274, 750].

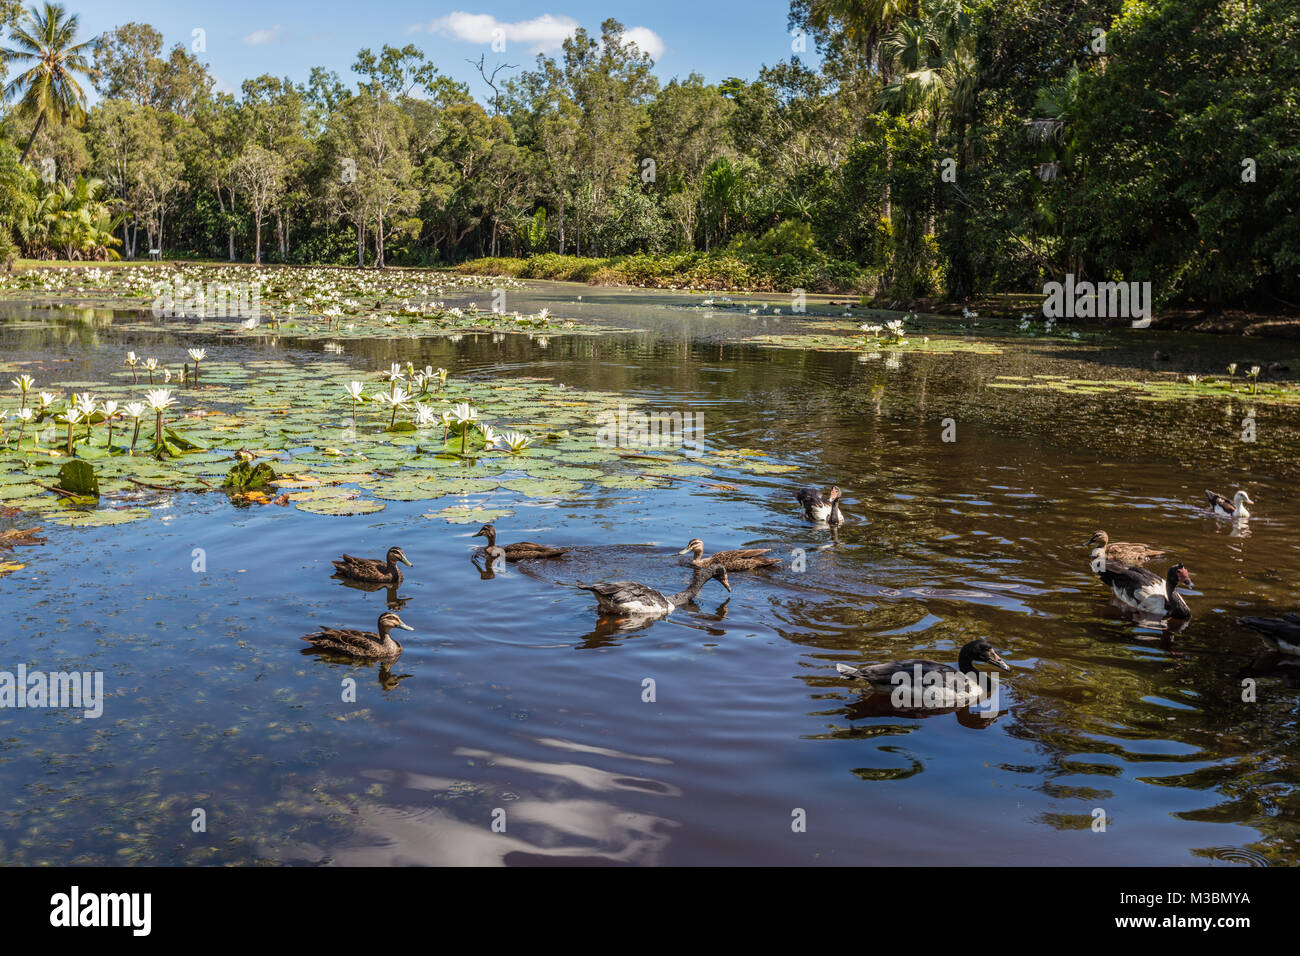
[677, 537, 780, 571]
[301, 611, 415, 661]
[473, 523, 568, 561]
[331, 546, 412, 585]
[1097, 562, 1193, 619]
[1086, 530, 1165, 566]
[796, 485, 844, 524]
[1238, 614, 1300, 656]
[575, 564, 731, 617]
[835, 639, 1010, 706]
[1206, 489, 1253, 519]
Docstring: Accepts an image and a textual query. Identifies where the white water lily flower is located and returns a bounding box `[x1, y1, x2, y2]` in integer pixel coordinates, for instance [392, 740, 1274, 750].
[1227, 363, 1238, 375]
[38, 391, 57, 409]
[1186, 374, 1200, 385]
[74, 392, 97, 416]
[380, 386, 410, 409]
[63, 405, 84, 425]
[101, 400, 118, 418]
[123, 402, 145, 419]
[124, 352, 138, 366]
[144, 388, 176, 411]
[11, 374, 34, 393]
[384, 363, 404, 382]
[451, 402, 477, 425]
[477, 423, 499, 447]
[16, 407, 34, 422]
[344, 382, 365, 401]
[187, 348, 207, 362]
[144, 358, 158, 371]
[1250, 366, 1261, 376]
[413, 402, 437, 426]
[501, 431, 532, 453]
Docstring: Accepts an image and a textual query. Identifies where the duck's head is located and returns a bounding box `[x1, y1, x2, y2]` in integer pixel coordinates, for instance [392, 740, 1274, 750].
[707, 564, 731, 592]
[472, 523, 496, 540]
[965, 639, 1010, 671]
[677, 538, 705, 556]
[827, 485, 842, 502]
[379, 612, 414, 632]
[1086, 530, 1109, 548]
[386, 546, 413, 567]
[1235, 490, 1254, 506]
[1168, 563, 1194, 589]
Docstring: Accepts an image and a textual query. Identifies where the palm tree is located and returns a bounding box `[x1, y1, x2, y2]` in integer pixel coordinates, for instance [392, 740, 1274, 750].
[2, 3, 99, 164]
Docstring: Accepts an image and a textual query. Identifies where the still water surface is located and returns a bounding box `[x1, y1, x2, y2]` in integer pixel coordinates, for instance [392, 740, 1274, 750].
[2, 284, 1299, 865]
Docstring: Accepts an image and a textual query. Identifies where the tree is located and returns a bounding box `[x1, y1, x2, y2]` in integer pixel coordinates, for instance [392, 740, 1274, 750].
[2, 2, 99, 163]
[233, 143, 286, 264]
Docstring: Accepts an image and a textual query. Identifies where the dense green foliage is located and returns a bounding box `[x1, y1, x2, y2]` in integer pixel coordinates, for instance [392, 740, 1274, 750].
[0, 0, 1293, 305]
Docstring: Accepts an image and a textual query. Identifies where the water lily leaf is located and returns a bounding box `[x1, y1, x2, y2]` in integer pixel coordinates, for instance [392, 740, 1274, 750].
[57, 459, 99, 498]
[294, 496, 385, 515]
[52, 507, 151, 527]
[425, 505, 515, 524]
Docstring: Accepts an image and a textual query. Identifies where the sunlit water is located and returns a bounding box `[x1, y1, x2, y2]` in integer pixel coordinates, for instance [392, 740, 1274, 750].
[1, 283, 1299, 866]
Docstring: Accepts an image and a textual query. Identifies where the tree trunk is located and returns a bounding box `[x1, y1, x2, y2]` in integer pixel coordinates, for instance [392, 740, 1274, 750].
[19, 113, 45, 166]
[357, 221, 364, 268]
[254, 213, 262, 264]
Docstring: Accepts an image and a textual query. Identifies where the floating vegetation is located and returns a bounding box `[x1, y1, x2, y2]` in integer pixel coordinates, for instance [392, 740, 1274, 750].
[0, 355, 796, 527]
[988, 374, 1300, 406]
[744, 330, 1003, 355]
[0, 264, 621, 340]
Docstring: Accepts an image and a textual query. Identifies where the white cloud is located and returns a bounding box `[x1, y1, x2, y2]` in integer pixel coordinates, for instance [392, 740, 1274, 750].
[416, 12, 578, 53]
[241, 25, 284, 46]
[412, 12, 664, 59]
[622, 26, 665, 61]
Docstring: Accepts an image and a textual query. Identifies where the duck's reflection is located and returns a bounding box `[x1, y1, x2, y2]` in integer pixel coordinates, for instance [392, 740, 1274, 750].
[332, 575, 409, 611]
[841, 690, 1007, 728]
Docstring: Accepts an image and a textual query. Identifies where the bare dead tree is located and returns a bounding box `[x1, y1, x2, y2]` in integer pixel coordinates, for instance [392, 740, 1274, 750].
[466, 54, 518, 115]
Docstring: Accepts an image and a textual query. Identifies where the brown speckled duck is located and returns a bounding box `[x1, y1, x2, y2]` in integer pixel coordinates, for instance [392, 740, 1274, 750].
[332, 546, 412, 584]
[1086, 530, 1165, 566]
[473, 523, 568, 560]
[677, 538, 780, 571]
[301, 612, 415, 661]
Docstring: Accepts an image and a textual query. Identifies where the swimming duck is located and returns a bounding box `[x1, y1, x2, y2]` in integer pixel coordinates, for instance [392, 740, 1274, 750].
[332, 546, 412, 585]
[473, 523, 568, 561]
[301, 611, 415, 661]
[677, 538, 780, 571]
[1098, 562, 1193, 619]
[1206, 489, 1253, 519]
[796, 485, 844, 524]
[835, 639, 1010, 706]
[1086, 530, 1165, 566]
[575, 564, 731, 617]
[1238, 615, 1300, 656]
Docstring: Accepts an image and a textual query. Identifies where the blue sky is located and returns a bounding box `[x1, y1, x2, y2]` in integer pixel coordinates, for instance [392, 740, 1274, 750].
[73, 0, 812, 102]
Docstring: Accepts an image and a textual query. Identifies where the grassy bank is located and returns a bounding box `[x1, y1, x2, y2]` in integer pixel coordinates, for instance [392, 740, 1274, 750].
[454, 251, 867, 294]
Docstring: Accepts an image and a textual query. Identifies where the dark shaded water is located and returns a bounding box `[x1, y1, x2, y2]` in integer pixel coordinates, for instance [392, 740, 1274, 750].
[2, 285, 1300, 865]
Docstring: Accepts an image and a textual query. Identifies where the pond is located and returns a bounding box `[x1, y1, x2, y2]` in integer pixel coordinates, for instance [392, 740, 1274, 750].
[1, 272, 1299, 865]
